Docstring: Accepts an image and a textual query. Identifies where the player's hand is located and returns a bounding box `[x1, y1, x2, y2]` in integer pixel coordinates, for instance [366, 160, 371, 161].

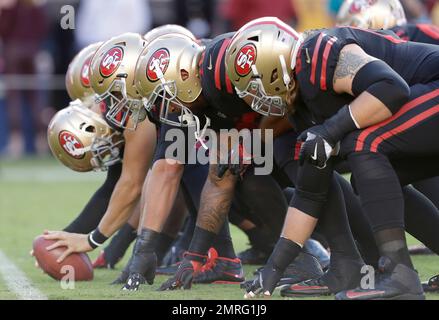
[158, 258, 202, 291]
[43, 230, 92, 263]
[122, 251, 157, 291]
[298, 125, 337, 169]
[243, 264, 283, 299]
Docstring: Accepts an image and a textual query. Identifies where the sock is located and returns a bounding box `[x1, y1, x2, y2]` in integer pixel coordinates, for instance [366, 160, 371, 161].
[155, 233, 175, 263]
[103, 223, 137, 265]
[374, 228, 414, 269]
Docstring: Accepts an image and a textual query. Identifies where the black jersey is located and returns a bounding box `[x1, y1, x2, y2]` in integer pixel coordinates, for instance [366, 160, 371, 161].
[391, 23, 439, 45]
[296, 26, 439, 123]
[200, 32, 261, 131]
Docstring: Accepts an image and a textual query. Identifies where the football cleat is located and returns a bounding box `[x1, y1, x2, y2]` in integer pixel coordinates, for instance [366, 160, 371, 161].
[241, 252, 324, 291]
[422, 274, 439, 292]
[237, 247, 270, 265]
[155, 263, 180, 276]
[336, 257, 425, 300]
[280, 255, 365, 297]
[408, 244, 433, 255]
[92, 250, 121, 269]
[193, 248, 245, 284]
[281, 277, 331, 297]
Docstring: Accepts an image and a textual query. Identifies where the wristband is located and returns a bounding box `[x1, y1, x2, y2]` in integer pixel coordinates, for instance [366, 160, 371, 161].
[88, 228, 109, 249]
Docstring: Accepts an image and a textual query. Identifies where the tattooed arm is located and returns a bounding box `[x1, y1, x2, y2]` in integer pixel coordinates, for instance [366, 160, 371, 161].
[196, 164, 238, 233]
[332, 44, 409, 128]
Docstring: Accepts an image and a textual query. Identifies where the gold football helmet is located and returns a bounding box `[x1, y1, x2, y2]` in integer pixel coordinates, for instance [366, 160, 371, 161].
[65, 42, 102, 101]
[225, 17, 302, 116]
[336, 0, 407, 29]
[47, 100, 124, 172]
[89, 33, 148, 130]
[134, 34, 203, 126]
[144, 24, 196, 43]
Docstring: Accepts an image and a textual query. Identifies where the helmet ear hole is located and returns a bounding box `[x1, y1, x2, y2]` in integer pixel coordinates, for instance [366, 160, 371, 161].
[80, 122, 96, 133]
[247, 36, 259, 42]
[270, 69, 278, 84]
[180, 69, 189, 81]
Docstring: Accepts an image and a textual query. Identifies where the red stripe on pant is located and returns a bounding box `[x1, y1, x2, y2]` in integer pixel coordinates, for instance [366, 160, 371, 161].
[370, 104, 439, 152]
[294, 141, 302, 160]
[355, 88, 439, 152]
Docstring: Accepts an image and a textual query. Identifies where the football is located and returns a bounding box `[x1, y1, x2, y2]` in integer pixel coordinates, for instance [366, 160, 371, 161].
[32, 235, 94, 281]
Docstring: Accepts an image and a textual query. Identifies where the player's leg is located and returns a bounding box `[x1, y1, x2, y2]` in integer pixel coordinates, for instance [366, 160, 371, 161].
[336, 81, 439, 300]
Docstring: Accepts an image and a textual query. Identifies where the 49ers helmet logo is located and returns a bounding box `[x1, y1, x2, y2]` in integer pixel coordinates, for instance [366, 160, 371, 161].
[147, 48, 170, 82]
[99, 46, 124, 78]
[59, 131, 85, 159]
[349, 0, 377, 13]
[235, 44, 257, 77]
[80, 56, 92, 87]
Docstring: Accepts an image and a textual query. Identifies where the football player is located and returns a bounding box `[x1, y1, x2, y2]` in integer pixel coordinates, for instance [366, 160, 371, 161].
[42, 33, 159, 264]
[336, 0, 439, 293]
[129, 30, 326, 292]
[336, 0, 439, 210]
[232, 17, 439, 299]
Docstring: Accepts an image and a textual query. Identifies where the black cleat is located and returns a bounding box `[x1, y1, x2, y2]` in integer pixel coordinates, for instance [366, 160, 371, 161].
[156, 263, 180, 276]
[194, 249, 245, 284]
[241, 252, 324, 291]
[122, 272, 145, 291]
[281, 277, 331, 297]
[408, 244, 433, 255]
[422, 274, 439, 292]
[336, 257, 425, 300]
[237, 247, 270, 265]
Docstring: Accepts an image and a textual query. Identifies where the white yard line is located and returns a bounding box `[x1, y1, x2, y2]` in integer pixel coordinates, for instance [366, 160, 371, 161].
[0, 250, 47, 300]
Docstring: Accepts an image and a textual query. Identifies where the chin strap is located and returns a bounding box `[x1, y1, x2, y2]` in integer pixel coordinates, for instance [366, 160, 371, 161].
[194, 115, 210, 150]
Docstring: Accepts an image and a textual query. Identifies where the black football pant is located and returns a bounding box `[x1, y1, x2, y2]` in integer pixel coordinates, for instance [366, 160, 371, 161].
[341, 80, 439, 234]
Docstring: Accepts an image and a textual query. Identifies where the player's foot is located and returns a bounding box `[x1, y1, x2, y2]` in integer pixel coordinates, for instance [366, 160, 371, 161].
[93, 251, 112, 269]
[155, 263, 180, 276]
[280, 277, 331, 297]
[241, 252, 324, 291]
[422, 274, 439, 292]
[111, 269, 129, 285]
[408, 244, 433, 255]
[336, 257, 425, 300]
[193, 249, 245, 284]
[237, 247, 270, 265]
[304, 239, 330, 270]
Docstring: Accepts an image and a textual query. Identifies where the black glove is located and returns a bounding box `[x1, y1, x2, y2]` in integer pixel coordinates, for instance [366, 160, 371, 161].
[216, 141, 252, 178]
[158, 255, 204, 291]
[122, 229, 159, 291]
[243, 263, 283, 298]
[298, 105, 357, 169]
[122, 251, 157, 291]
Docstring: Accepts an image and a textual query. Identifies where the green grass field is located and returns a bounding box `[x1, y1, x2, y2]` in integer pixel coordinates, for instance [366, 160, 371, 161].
[0, 157, 438, 300]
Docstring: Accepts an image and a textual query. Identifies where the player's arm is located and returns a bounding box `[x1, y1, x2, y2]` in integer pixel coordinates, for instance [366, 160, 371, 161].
[298, 43, 410, 168]
[96, 117, 156, 237]
[332, 43, 410, 128]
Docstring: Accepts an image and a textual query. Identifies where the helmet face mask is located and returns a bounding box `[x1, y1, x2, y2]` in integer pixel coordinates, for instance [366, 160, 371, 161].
[144, 77, 198, 127]
[90, 131, 124, 171]
[234, 67, 286, 116]
[96, 75, 146, 130]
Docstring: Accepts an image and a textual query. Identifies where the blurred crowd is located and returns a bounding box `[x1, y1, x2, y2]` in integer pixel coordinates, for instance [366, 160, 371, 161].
[0, 0, 438, 157]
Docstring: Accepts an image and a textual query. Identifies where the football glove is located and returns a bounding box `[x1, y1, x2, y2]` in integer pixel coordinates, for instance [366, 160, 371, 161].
[158, 255, 204, 291]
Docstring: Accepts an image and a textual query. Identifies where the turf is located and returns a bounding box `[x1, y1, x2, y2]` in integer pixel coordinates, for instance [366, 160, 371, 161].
[0, 157, 438, 300]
